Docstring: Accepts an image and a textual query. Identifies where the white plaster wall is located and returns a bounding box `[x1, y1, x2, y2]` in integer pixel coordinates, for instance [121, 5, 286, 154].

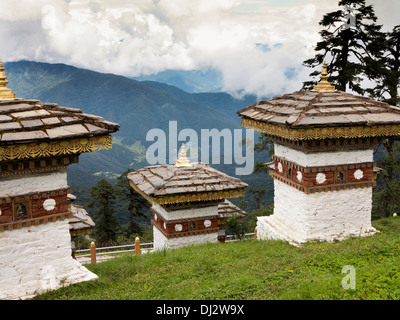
[0, 169, 68, 197]
[153, 226, 218, 250]
[153, 226, 169, 251]
[274, 143, 373, 166]
[257, 180, 377, 245]
[0, 220, 97, 300]
[152, 204, 218, 221]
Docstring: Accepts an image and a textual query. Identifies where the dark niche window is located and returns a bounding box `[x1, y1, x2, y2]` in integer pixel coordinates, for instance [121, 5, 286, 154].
[189, 221, 196, 231]
[336, 171, 345, 184]
[14, 203, 28, 221]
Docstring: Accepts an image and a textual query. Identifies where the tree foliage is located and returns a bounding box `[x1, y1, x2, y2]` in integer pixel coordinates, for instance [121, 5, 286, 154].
[115, 169, 151, 237]
[87, 179, 120, 246]
[303, 0, 382, 94]
[365, 25, 400, 106]
[303, 0, 400, 218]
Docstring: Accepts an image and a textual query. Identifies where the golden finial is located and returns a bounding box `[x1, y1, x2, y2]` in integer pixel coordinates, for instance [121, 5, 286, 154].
[0, 61, 16, 100]
[312, 61, 335, 93]
[175, 143, 193, 167]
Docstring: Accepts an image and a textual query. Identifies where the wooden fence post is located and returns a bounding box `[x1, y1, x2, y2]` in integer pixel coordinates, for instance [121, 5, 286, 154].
[135, 237, 141, 256]
[254, 226, 257, 239]
[90, 241, 96, 264]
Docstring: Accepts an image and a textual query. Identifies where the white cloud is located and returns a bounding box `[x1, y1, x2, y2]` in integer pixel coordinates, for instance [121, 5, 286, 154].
[0, 0, 398, 97]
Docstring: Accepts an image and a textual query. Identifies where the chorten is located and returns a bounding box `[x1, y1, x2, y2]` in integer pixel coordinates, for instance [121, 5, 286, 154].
[237, 62, 400, 245]
[127, 144, 247, 250]
[0, 61, 119, 299]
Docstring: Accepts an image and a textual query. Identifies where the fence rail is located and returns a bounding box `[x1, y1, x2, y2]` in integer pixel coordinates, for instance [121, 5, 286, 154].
[75, 242, 153, 257]
[76, 233, 255, 264]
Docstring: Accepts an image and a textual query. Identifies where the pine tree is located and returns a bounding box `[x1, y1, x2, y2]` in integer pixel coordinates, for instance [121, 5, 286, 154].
[302, 0, 382, 94]
[365, 25, 400, 106]
[364, 25, 400, 218]
[303, 1, 400, 218]
[115, 169, 150, 237]
[87, 179, 120, 246]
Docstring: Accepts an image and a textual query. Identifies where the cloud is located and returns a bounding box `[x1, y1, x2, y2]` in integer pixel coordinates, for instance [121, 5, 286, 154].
[0, 0, 397, 97]
[38, 1, 193, 75]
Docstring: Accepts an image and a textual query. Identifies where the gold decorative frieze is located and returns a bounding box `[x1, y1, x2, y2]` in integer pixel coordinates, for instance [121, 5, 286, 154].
[130, 180, 245, 205]
[0, 135, 112, 162]
[242, 118, 400, 141]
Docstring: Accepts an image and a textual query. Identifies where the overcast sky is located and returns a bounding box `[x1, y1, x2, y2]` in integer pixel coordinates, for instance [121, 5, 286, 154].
[0, 0, 398, 97]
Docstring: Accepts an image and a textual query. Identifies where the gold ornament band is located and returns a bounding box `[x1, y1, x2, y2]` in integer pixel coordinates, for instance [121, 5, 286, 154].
[129, 181, 245, 205]
[242, 118, 400, 141]
[0, 135, 112, 162]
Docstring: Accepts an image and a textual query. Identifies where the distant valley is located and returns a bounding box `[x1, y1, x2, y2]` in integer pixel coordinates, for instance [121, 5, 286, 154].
[5, 60, 273, 214]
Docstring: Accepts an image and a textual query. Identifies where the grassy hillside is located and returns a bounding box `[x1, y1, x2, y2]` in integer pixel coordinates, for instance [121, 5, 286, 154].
[34, 217, 400, 300]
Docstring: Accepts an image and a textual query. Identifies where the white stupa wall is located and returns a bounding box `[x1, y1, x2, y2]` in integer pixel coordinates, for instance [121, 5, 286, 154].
[258, 180, 376, 245]
[0, 219, 97, 300]
[274, 143, 374, 166]
[0, 169, 68, 198]
[153, 204, 219, 220]
[257, 144, 377, 245]
[153, 226, 218, 250]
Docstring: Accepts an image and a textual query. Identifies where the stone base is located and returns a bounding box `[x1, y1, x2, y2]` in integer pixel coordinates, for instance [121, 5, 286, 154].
[153, 226, 218, 250]
[257, 215, 378, 246]
[0, 219, 97, 300]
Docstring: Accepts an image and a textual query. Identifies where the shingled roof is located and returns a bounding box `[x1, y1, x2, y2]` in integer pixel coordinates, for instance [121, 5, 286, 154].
[0, 61, 119, 152]
[218, 199, 246, 219]
[127, 162, 247, 205]
[0, 99, 119, 145]
[69, 204, 95, 236]
[238, 61, 400, 141]
[238, 90, 400, 129]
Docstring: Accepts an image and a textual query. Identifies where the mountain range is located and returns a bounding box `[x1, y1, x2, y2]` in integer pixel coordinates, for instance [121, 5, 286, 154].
[132, 69, 224, 93]
[4, 60, 272, 213]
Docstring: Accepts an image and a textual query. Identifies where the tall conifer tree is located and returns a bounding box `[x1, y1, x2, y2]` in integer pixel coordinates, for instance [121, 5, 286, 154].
[365, 25, 400, 106]
[115, 169, 150, 237]
[368, 26, 400, 218]
[302, 0, 382, 94]
[88, 179, 120, 246]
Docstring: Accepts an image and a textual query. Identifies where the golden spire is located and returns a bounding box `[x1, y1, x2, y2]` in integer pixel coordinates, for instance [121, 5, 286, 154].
[175, 143, 193, 168]
[0, 61, 16, 100]
[312, 61, 335, 93]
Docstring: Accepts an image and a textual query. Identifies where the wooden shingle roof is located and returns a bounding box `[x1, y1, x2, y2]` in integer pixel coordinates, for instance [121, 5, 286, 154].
[0, 99, 119, 145]
[238, 91, 400, 141]
[238, 91, 400, 128]
[238, 61, 400, 141]
[218, 199, 246, 219]
[127, 163, 247, 205]
[0, 61, 119, 162]
[69, 204, 95, 236]
[0, 99, 119, 162]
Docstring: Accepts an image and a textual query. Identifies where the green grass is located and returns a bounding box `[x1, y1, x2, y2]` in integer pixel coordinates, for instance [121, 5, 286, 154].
[34, 217, 400, 300]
